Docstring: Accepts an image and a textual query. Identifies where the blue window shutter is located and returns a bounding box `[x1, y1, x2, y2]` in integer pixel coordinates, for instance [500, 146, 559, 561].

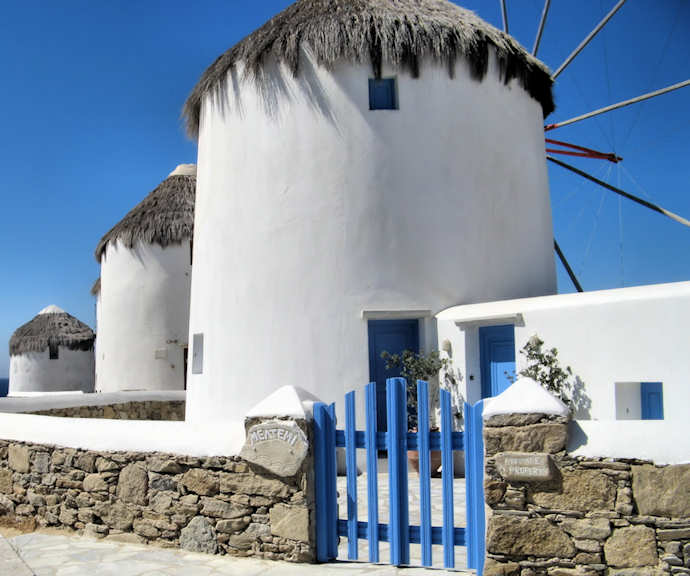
[369, 78, 397, 110]
[640, 382, 663, 420]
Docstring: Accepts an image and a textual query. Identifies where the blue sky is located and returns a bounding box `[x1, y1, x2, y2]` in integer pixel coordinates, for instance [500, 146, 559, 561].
[0, 0, 688, 378]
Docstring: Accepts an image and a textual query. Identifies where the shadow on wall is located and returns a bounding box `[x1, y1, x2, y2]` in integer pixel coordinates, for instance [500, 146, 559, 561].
[571, 376, 591, 419]
[208, 50, 339, 132]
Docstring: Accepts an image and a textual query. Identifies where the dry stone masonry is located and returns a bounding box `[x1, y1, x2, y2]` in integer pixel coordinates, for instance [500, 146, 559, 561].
[483, 412, 690, 576]
[0, 418, 314, 562]
[25, 400, 185, 421]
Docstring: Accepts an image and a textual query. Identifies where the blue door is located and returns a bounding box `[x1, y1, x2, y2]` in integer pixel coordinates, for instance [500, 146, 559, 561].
[641, 382, 663, 420]
[479, 325, 516, 398]
[368, 319, 419, 431]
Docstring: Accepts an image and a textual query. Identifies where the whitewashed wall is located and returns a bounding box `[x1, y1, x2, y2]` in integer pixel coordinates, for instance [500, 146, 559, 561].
[97, 240, 191, 393]
[9, 348, 94, 394]
[186, 49, 556, 423]
[437, 282, 690, 423]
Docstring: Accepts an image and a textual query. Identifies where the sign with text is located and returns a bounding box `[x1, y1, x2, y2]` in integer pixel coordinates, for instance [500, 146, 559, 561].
[240, 420, 308, 477]
[495, 452, 554, 482]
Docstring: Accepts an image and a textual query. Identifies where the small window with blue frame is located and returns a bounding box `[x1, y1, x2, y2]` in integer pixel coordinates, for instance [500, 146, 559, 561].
[369, 78, 398, 110]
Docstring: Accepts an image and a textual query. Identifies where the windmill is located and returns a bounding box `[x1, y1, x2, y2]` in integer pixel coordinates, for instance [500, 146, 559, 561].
[497, 0, 690, 292]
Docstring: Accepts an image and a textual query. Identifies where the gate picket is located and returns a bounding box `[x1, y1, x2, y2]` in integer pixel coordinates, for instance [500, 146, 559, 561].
[365, 382, 379, 562]
[387, 377, 410, 566]
[416, 379, 433, 566]
[440, 388, 455, 568]
[314, 379, 485, 573]
[345, 391, 358, 560]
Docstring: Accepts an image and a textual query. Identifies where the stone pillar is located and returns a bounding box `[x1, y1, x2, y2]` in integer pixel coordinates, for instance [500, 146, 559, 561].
[482, 381, 690, 576]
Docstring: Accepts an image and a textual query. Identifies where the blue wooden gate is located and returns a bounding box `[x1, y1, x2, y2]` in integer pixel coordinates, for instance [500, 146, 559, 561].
[314, 377, 485, 573]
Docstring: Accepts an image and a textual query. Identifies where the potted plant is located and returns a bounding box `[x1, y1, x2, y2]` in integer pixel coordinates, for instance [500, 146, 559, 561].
[381, 349, 450, 476]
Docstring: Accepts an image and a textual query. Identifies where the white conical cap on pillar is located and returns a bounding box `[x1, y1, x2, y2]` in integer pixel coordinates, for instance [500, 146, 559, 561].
[482, 377, 569, 419]
[246, 385, 322, 420]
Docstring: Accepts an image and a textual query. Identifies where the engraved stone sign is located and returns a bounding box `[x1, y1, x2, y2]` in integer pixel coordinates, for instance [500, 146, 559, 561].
[240, 420, 309, 477]
[495, 452, 554, 483]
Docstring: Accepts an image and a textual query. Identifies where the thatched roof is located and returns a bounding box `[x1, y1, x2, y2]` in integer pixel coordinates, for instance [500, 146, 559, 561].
[183, 0, 555, 137]
[10, 305, 95, 357]
[90, 278, 101, 296]
[95, 165, 196, 261]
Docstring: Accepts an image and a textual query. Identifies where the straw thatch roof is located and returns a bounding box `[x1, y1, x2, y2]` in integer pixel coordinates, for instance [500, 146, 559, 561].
[183, 0, 555, 137]
[10, 305, 95, 357]
[95, 165, 196, 262]
[90, 278, 101, 296]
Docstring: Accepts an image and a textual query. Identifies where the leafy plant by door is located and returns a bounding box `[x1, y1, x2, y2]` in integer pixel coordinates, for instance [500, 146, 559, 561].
[381, 349, 451, 430]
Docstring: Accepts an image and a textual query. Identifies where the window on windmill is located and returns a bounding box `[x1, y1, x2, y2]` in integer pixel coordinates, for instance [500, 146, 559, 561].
[369, 78, 398, 110]
[49, 343, 59, 360]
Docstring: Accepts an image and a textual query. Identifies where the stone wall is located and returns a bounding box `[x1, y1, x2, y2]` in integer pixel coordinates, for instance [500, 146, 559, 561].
[483, 413, 690, 576]
[0, 426, 314, 562]
[26, 401, 185, 421]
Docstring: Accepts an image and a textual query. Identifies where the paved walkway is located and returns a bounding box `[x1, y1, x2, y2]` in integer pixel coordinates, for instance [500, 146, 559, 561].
[1, 531, 470, 575]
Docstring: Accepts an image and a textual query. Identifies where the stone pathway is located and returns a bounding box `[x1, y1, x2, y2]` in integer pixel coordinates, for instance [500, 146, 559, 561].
[1, 531, 470, 575]
[337, 470, 469, 570]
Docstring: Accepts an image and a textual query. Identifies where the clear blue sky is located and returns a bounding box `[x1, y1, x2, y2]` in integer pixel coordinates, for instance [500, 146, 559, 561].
[0, 0, 688, 378]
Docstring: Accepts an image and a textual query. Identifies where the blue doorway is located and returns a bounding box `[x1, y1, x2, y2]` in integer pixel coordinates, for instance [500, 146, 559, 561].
[479, 324, 516, 398]
[368, 319, 419, 431]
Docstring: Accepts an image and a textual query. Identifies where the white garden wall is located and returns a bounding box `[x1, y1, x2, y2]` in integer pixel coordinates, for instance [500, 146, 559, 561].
[186, 49, 556, 423]
[97, 240, 191, 393]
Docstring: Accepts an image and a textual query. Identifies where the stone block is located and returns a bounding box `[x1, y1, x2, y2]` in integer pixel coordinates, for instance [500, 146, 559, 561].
[604, 525, 658, 568]
[9, 444, 30, 472]
[96, 458, 119, 473]
[102, 502, 134, 531]
[0, 468, 12, 493]
[150, 492, 173, 513]
[181, 469, 218, 496]
[216, 518, 251, 534]
[133, 519, 160, 539]
[228, 522, 272, 551]
[219, 472, 291, 499]
[117, 463, 148, 505]
[269, 503, 309, 543]
[529, 470, 616, 512]
[559, 518, 611, 540]
[148, 458, 183, 475]
[180, 516, 217, 554]
[633, 464, 690, 518]
[484, 559, 521, 576]
[32, 452, 50, 473]
[484, 423, 567, 455]
[200, 497, 251, 519]
[74, 452, 97, 473]
[487, 515, 575, 557]
[658, 529, 690, 541]
[83, 474, 109, 492]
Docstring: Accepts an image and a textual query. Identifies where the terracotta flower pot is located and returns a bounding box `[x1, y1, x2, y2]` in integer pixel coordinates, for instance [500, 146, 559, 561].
[408, 449, 443, 477]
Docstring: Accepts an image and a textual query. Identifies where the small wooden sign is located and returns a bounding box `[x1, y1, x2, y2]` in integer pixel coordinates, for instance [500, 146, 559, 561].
[240, 420, 308, 477]
[495, 452, 554, 482]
